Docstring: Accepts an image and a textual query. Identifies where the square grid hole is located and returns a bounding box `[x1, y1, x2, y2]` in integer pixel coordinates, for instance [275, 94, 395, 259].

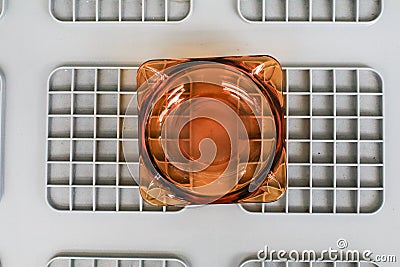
[335, 70, 357, 92]
[50, 0, 74, 23]
[288, 70, 310, 92]
[288, 95, 310, 116]
[288, 165, 310, 187]
[288, 118, 310, 139]
[335, 0, 357, 21]
[97, 94, 118, 115]
[47, 163, 70, 185]
[336, 142, 358, 164]
[312, 0, 333, 21]
[312, 95, 334, 116]
[336, 119, 357, 140]
[312, 142, 334, 164]
[49, 69, 72, 91]
[360, 166, 383, 188]
[48, 117, 71, 138]
[288, 189, 310, 213]
[238, 0, 263, 21]
[312, 70, 334, 92]
[312, 118, 334, 140]
[265, 0, 286, 21]
[312, 189, 334, 213]
[288, 0, 310, 21]
[336, 166, 358, 188]
[99, 0, 119, 21]
[76, 0, 96, 21]
[288, 142, 310, 163]
[72, 164, 93, 185]
[145, 0, 166, 21]
[49, 94, 71, 115]
[312, 166, 334, 187]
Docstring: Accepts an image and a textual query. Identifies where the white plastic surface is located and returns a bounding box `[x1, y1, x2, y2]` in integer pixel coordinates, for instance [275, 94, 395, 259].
[238, 0, 384, 23]
[0, 1, 399, 267]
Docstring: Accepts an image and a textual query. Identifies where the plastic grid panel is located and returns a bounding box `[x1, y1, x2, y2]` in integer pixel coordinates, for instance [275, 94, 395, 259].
[240, 260, 380, 267]
[241, 67, 385, 214]
[238, 0, 383, 23]
[47, 66, 384, 214]
[50, 0, 192, 23]
[46, 67, 183, 213]
[48, 256, 189, 267]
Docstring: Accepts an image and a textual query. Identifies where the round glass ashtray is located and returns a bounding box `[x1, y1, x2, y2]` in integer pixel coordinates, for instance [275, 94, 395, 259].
[124, 56, 286, 206]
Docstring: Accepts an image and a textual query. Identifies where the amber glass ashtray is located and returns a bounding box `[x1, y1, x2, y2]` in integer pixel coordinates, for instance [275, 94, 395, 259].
[134, 55, 286, 206]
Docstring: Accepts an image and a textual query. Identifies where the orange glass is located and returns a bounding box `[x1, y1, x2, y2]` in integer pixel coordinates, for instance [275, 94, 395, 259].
[136, 55, 286, 206]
